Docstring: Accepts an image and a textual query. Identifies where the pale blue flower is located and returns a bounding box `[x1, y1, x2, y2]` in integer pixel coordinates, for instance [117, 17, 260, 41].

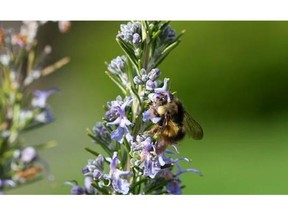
[32, 88, 59, 108]
[109, 152, 131, 194]
[110, 126, 133, 144]
[106, 96, 133, 143]
[142, 109, 161, 123]
[142, 153, 161, 179]
[158, 150, 202, 175]
[149, 78, 171, 102]
[131, 137, 161, 178]
[71, 185, 85, 195]
[166, 179, 182, 195]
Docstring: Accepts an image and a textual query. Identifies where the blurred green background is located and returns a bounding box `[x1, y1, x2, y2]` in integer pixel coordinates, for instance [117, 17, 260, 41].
[7, 21, 288, 194]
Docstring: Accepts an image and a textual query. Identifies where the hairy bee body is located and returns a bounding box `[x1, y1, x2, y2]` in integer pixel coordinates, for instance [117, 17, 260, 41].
[153, 98, 185, 142]
[150, 93, 203, 153]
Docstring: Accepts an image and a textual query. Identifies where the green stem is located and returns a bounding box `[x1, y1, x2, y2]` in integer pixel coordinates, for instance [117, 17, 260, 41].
[142, 21, 152, 71]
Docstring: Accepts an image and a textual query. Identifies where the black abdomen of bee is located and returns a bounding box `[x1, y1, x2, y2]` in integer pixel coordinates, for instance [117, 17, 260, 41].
[171, 100, 185, 125]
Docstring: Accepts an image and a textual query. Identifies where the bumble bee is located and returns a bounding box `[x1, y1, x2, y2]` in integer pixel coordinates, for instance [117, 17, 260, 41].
[150, 93, 203, 153]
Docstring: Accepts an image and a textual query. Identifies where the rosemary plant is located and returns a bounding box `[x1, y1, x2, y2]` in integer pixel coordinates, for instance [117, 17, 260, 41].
[67, 21, 202, 195]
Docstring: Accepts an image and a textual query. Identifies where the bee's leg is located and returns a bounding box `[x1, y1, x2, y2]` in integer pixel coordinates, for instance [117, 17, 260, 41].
[150, 105, 160, 117]
[150, 125, 161, 134]
[163, 112, 171, 126]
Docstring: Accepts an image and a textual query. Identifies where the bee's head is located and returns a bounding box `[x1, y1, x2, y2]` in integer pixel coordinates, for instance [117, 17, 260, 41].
[154, 93, 173, 106]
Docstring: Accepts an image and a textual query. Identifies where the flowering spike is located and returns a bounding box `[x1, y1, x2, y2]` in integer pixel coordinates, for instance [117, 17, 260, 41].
[74, 21, 203, 195]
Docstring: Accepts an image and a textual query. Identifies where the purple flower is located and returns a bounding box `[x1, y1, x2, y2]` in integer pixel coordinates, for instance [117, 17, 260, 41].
[71, 185, 85, 195]
[142, 154, 161, 178]
[142, 109, 152, 122]
[141, 140, 161, 178]
[165, 155, 202, 176]
[142, 109, 161, 123]
[105, 109, 118, 121]
[66, 182, 85, 195]
[131, 136, 161, 178]
[106, 96, 133, 143]
[105, 96, 129, 120]
[110, 126, 133, 144]
[176, 168, 202, 176]
[109, 152, 131, 194]
[166, 179, 182, 195]
[82, 166, 90, 175]
[158, 151, 201, 176]
[153, 78, 170, 98]
[32, 88, 59, 108]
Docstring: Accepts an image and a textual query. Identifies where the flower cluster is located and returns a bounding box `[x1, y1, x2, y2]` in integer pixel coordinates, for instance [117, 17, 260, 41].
[0, 21, 70, 193]
[68, 21, 202, 195]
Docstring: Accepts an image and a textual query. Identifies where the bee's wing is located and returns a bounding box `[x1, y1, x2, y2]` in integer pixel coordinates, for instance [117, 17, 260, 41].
[184, 112, 204, 140]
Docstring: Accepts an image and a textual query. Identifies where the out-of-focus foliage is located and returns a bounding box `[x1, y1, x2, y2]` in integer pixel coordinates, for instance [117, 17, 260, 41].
[0, 21, 69, 193]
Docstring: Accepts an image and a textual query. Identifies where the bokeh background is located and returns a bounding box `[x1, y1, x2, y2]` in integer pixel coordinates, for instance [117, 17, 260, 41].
[6, 21, 288, 194]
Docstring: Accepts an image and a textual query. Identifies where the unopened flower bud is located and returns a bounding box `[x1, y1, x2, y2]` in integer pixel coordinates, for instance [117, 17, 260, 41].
[148, 68, 161, 81]
[133, 76, 144, 85]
